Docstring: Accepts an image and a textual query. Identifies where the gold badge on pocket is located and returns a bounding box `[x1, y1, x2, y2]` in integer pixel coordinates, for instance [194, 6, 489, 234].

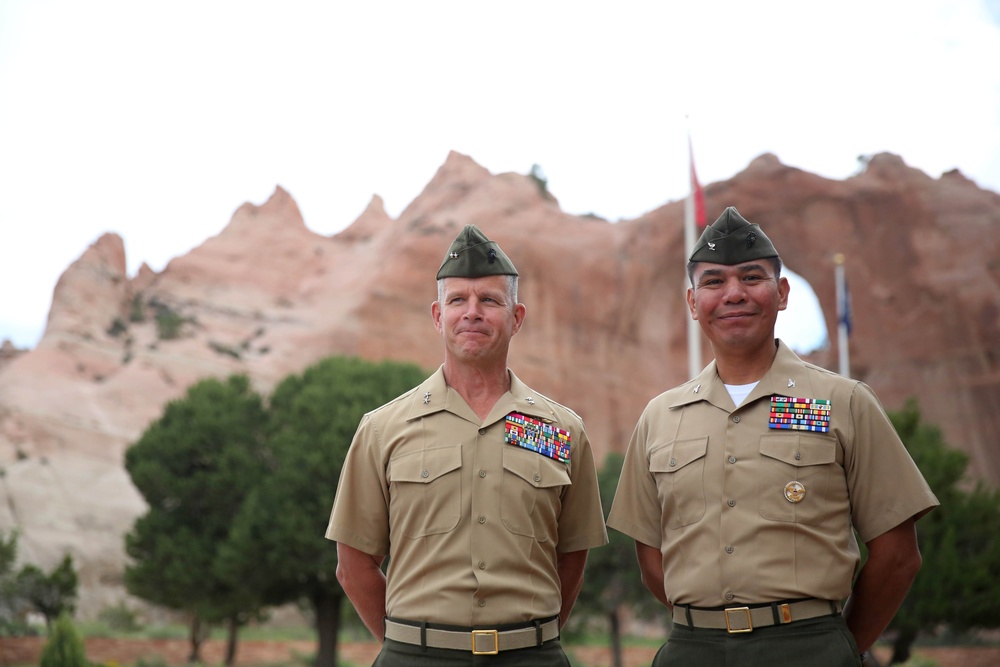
[783, 481, 806, 503]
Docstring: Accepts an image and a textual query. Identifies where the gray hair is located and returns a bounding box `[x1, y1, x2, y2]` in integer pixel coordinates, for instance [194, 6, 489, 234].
[437, 275, 519, 307]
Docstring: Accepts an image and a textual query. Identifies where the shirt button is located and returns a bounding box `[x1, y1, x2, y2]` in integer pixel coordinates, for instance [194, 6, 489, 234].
[725, 592, 735, 601]
[725, 545, 734, 554]
[795, 452, 802, 460]
[669, 458, 677, 467]
[478, 599, 486, 607]
[478, 561, 486, 570]
[478, 515, 486, 524]
[727, 499, 736, 507]
[479, 470, 487, 478]
[421, 469, 429, 478]
[533, 473, 541, 482]
[732, 415, 741, 423]
[728, 456, 737, 464]
[479, 428, 487, 435]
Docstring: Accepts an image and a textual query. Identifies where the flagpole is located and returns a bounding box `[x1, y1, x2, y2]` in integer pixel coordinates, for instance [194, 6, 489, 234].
[834, 253, 850, 377]
[684, 132, 701, 379]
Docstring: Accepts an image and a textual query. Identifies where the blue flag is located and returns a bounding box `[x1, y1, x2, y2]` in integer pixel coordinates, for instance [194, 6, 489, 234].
[838, 277, 852, 336]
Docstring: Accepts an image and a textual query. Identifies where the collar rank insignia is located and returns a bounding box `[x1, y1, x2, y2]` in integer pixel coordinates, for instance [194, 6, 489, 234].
[504, 413, 571, 463]
[769, 395, 831, 433]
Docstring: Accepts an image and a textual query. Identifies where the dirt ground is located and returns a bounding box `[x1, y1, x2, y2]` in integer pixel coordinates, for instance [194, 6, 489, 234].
[4, 637, 1000, 667]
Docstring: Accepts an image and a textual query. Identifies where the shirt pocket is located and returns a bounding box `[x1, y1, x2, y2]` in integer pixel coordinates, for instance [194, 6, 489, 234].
[501, 447, 572, 541]
[650, 437, 708, 530]
[388, 444, 463, 538]
[758, 434, 841, 526]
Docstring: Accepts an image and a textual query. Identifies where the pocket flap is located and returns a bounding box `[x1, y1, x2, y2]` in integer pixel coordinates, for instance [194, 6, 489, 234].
[760, 434, 835, 466]
[389, 445, 462, 484]
[650, 437, 708, 473]
[503, 449, 571, 488]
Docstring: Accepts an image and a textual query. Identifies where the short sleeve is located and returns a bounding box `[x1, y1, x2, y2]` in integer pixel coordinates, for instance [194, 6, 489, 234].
[607, 407, 664, 549]
[325, 413, 391, 555]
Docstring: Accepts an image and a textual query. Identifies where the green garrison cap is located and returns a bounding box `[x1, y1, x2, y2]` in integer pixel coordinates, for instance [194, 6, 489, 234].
[688, 206, 779, 265]
[436, 225, 518, 279]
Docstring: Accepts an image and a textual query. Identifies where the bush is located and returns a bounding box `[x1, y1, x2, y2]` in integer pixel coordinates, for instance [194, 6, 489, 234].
[39, 613, 88, 667]
[136, 656, 168, 667]
[106, 318, 128, 338]
[130, 294, 146, 323]
[154, 306, 185, 340]
[96, 602, 143, 633]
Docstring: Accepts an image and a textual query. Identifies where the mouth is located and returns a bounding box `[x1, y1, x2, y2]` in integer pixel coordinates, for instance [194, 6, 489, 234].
[718, 311, 756, 321]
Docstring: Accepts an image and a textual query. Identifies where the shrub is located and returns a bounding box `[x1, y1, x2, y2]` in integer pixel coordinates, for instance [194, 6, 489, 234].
[96, 601, 143, 633]
[154, 306, 185, 340]
[106, 318, 127, 338]
[129, 294, 146, 323]
[136, 656, 168, 667]
[39, 613, 88, 667]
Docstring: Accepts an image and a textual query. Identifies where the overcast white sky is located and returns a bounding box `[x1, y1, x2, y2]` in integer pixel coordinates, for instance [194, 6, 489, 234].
[2, 0, 999, 352]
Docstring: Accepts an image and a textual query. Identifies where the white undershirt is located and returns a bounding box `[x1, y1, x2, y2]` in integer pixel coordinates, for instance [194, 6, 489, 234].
[725, 381, 759, 407]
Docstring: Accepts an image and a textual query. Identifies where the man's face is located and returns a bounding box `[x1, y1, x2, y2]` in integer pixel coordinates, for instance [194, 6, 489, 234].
[686, 259, 789, 353]
[432, 275, 525, 366]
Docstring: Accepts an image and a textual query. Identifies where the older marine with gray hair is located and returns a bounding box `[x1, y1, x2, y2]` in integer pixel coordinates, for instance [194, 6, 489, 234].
[327, 224, 608, 666]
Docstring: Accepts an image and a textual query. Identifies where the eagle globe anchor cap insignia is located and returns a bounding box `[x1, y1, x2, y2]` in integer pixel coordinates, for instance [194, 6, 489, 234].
[688, 207, 780, 265]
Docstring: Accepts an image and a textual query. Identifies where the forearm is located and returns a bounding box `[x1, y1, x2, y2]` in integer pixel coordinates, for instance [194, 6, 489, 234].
[635, 541, 671, 609]
[557, 549, 588, 627]
[843, 520, 922, 653]
[336, 543, 388, 642]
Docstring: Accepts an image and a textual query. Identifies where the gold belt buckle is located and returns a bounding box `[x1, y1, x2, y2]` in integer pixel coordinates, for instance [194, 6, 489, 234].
[725, 607, 753, 634]
[471, 629, 499, 655]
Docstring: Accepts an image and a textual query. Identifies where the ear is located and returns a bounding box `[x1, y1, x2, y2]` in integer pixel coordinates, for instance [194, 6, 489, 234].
[431, 300, 443, 333]
[777, 276, 790, 312]
[511, 303, 527, 335]
[686, 288, 698, 320]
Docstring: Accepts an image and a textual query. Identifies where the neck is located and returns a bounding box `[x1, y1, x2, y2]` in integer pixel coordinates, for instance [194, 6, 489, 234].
[442, 360, 511, 421]
[713, 339, 779, 385]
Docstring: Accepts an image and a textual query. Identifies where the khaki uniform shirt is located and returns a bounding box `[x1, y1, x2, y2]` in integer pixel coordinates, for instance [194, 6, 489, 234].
[326, 367, 608, 626]
[608, 340, 938, 608]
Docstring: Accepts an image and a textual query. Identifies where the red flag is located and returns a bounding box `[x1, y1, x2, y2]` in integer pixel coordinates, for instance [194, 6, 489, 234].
[689, 138, 707, 227]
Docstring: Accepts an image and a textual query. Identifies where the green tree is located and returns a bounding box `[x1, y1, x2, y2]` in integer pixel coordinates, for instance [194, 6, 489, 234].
[39, 613, 88, 667]
[15, 554, 78, 632]
[217, 356, 427, 667]
[0, 530, 15, 575]
[0, 530, 23, 634]
[124, 374, 269, 664]
[885, 399, 1000, 664]
[573, 452, 665, 667]
[0, 532, 78, 636]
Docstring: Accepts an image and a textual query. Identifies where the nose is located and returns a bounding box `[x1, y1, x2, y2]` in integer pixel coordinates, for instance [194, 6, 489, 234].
[462, 297, 485, 319]
[722, 278, 748, 304]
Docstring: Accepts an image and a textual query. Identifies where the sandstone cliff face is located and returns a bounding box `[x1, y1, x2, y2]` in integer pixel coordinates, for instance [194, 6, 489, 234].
[1, 151, 998, 615]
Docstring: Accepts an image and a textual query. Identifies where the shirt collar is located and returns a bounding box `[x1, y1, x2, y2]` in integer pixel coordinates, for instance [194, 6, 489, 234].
[668, 339, 804, 411]
[405, 366, 561, 427]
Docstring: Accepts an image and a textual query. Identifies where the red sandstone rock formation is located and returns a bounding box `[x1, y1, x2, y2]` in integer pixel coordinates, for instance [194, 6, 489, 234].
[0, 150, 997, 615]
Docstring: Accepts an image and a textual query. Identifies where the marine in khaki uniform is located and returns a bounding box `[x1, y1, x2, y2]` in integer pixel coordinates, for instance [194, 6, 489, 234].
[608, 208, 938, 667]
[327, 225, 608, 666]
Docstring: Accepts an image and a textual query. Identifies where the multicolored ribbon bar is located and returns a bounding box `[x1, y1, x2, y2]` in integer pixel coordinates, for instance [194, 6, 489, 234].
[504, 413, 571, 463]
[769, 395, 831, 433]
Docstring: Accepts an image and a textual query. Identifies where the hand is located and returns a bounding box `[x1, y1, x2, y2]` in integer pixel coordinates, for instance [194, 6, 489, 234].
[859, 650, 880, 667]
